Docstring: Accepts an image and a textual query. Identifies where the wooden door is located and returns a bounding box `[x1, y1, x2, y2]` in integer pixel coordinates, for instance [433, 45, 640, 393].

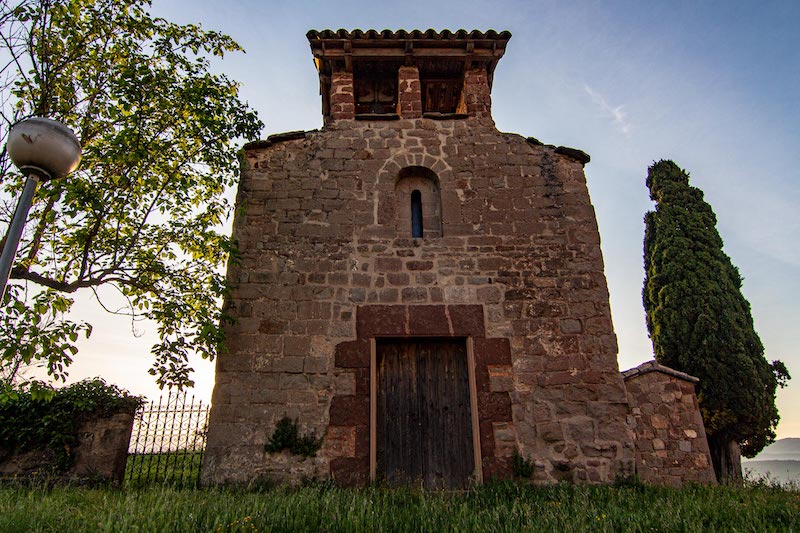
[376, 339, 474, 488]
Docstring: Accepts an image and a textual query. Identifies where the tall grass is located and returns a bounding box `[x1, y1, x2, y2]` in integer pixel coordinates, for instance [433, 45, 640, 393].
[124, 451, 204, 488]
[0, 480, 798, 532]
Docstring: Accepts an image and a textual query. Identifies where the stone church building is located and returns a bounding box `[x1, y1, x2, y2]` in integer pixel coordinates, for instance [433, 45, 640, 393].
[202, 29, 716, 488]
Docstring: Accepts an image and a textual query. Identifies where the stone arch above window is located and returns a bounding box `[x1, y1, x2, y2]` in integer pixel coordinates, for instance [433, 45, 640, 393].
[395, 166, 442, 238]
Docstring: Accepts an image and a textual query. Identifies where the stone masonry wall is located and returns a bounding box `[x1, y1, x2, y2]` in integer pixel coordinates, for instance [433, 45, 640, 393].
[330, 72, 355, 121]
[463, 69, 491, 118]
[202, 115, 635, 486]
[0, 412, 134, 482]
[397, 66, 422, 119]
[623, 361, 716, 486]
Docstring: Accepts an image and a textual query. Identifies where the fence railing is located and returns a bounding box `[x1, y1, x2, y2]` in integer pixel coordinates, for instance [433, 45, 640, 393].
[124, 390, 210, 487]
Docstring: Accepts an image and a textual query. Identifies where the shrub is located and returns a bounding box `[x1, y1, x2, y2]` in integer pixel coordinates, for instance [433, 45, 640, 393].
[0, 378, 143, 471]
[511, 449, 534, 479]
[265, 416, 322, 458]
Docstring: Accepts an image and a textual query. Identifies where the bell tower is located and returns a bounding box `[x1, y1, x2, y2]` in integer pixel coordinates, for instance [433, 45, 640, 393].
[308, 29, 508, 123]
[203, 29, 640, 488]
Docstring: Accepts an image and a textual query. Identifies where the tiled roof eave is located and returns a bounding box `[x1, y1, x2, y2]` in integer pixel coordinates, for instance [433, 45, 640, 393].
[307, 29, 512, 42]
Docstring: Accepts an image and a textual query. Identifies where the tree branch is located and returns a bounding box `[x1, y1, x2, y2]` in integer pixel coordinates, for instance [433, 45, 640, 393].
[24, 193, 56, 265]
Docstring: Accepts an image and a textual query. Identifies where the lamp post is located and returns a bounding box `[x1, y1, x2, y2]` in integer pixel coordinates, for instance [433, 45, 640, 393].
[0, 117, 81, 299]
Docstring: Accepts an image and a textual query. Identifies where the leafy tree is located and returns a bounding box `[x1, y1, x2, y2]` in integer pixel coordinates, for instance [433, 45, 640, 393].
[0, 284, 90, 385]
[0, 0, 262, 388]
[643, 160, 789, 484]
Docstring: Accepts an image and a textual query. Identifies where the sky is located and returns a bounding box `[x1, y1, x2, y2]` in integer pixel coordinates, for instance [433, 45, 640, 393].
[43, 0, 800, 440]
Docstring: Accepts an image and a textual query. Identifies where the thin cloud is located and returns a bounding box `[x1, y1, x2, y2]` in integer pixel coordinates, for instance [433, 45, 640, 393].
[584, 84, 632, 136]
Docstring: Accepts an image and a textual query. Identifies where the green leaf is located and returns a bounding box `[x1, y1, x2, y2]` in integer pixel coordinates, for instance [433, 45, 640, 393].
[0, 0, 262, 389]
[642, 160, 787, 466]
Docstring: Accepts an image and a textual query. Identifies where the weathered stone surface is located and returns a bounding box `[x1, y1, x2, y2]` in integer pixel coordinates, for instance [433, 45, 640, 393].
[623, 361, 716, 485]
[203, 30, 638, 488]
[407, 304, 449, 335]
[488, 366, 514, 392]
[554, 146, 591, 165]
[0, 412, 134, 483]
[329, 395, 369, 426]
[72, 412, 136, 482]
[322, 426, 356, 458]
[267, 130, 307, 143]
[334, 339, 370, 368]
[330, 456, 369, 485]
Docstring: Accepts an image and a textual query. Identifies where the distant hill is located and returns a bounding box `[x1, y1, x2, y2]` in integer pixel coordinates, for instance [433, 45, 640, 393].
[741, 438, 800, 486]
[743, 438, 800, 462]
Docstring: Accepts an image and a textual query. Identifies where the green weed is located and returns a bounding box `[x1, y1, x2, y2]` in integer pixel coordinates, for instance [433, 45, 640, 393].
[0, 481, 798, 532]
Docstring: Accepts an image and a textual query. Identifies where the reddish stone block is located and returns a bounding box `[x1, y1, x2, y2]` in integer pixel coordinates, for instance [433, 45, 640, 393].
[482, 457, 512, 481]
[447, 305, 485, 336]
[503, 288, 534, 301]
[386, 272, 410, 286]
[354, 424, 370, 458]
[330, 457, 369, 487]
[323, 426, 356, 458]
[259, 318, 286, 334]
[401, 287, 428, 302]
[544, 355, 582, 372]
[329, 395, 369, 426]
[334, 339, 370, 368]
[407, 305, 449, 335]
[375, 257, 402, 272]
[479, 419, 495, 457]
[474, 364, 490, 393]
[354, 367, 370, 396]
[332, 107, 355, 121]
[478, 392, 513, 422]
[560, 318, 583, 334]
[379, 288, 399, 302]
[406, 260, 433, 271]
[488, 366, 513, 392]
[284, 336, 311, 356]
[542, 371, 581, 386]
[356, 305, 407, 336]
[473, 337, 511, 365]
[330, 93, 354, 105]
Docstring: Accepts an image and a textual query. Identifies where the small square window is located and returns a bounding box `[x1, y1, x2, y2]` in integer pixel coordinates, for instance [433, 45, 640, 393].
[354, 70, 398, 115]
[421, 78, 462, 114]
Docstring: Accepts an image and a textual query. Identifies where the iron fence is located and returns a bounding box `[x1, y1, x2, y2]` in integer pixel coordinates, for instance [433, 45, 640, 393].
[125, 390, 210, 487]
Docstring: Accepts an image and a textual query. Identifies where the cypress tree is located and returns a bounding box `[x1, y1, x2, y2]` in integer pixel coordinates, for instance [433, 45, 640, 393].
[643, 160, 789, 484]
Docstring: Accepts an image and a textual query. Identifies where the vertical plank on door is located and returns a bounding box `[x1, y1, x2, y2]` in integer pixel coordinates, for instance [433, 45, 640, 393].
[377, 339, 474, 488]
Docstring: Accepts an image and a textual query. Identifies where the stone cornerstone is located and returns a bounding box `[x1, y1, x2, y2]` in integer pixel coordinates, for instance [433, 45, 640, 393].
[202, 29, 713, 487]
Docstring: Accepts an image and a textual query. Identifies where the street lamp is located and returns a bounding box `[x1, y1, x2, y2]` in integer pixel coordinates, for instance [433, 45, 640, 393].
[0, 117, 81, 299]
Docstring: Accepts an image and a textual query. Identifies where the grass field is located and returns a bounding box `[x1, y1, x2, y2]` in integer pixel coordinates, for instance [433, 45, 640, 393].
[124, 451, 204, 488]
[0, 480, 798, 532]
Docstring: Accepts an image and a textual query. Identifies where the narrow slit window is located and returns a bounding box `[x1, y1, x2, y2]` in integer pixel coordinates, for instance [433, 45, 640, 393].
[411, 190, 424, 238]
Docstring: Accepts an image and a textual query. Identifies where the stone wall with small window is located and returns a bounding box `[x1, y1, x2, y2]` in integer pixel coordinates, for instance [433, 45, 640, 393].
[203, 28, 717, 490]
[394, 167, 441, 238]
[202, 114, 635, 486]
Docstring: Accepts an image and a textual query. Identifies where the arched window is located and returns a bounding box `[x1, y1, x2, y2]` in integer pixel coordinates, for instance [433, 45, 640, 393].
[411, 190, 423, 238]
[394, 167, 442, 239]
